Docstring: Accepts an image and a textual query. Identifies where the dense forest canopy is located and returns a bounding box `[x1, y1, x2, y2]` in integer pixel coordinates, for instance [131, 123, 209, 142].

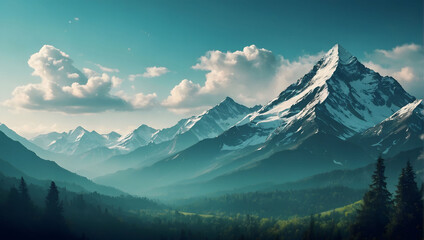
[0, 157, 422, 240]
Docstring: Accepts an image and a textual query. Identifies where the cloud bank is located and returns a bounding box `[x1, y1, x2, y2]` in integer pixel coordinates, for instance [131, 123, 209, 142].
[7, 43, 420, 116]
[364, 43, 424, 99]
[163, 45, 322, 113]
[5, 45, 157, 113]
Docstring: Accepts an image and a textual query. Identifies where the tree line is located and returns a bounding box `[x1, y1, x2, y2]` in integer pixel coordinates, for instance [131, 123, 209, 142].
[179, 186, 365, 219]
[1, 178, 73, 239]
[0, 156, 422, 240]
[349, 158, 423, 240]
[302, 158, 423, 240]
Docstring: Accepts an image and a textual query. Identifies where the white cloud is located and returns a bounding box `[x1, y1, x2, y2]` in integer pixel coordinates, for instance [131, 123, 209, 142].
[364, 43, 424, 98]
[163, 45, 323, 112]
[5, 45, 157, 113]
[162, 79, 202, 108]
[67, 73, 80, 79]
[393, 67, 415, 82]
[129, 66, 169, 81]
[111, 76, 123, 88]
[131, 93, 158, 109]
[128, 73, 143, 81]
[95, 63, 119, 73]
[142, 66, 169, 78]
[74, 17, 79, 21]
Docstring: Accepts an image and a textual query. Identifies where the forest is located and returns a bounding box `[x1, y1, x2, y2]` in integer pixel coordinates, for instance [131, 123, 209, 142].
[0, 157, 422, 240]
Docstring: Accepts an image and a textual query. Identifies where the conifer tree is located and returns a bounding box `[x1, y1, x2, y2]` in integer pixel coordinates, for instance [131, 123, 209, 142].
[45, 181, 63, 221]
[44, 181, 66, 238]
[351, 157, 392, 240]
[388, 161, 423, 240]
[19, 177, 33, 214]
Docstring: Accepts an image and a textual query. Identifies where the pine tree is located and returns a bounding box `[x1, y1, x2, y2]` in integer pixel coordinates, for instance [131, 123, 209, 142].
[19, 177, 33, 214]
[351, 157, 392, 240]
[45, 181, 63, 221]
[44, 181, 67, 237]
[388, 161, 423, 240]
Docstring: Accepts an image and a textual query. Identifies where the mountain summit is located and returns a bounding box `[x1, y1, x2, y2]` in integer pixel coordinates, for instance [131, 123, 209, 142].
[227, 44, 415, 150]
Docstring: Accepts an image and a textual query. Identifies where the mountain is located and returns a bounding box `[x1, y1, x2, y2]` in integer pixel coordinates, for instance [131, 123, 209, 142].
[0, 124, 71, 163]
[90, 97, 261, 177]
[0, 130, 124, 196]
[266, 147, 424, 193]
[46, 126, 117, 155]
[151, 97, 262, 144]
[224, 44, 414, 151]
[31, 131, 67, 150]
[95, 44, 417, 197]
[29, 127, 126, 175]
[350, 99, 424, 157]
[0, 123, 46, 152]
[113, 125, 157, 152]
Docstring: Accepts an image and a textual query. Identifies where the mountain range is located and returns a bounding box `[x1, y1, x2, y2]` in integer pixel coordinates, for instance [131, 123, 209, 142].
[25, 97, 260, 177]
[1, 44, 422, 200]
[93, 44, 422, 198]
[0, 130, 123, 196]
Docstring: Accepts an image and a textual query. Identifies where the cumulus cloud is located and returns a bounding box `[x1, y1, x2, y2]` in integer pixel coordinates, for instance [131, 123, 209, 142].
[95, 63, 119, 73]
[163, 45, 322, 112]
[363, 43, 424, 98]
[116, 91, 158, 109]
[143, 66, 169, 78]
[5, 45, 157, 113]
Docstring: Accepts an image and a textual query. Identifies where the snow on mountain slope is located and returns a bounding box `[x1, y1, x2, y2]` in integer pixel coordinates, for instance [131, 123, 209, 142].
[31, 132, 67, 150]
[225, 44, 415, 150]
[103, 131, 122, 142]
[153, 97, 261, 144]
[112, 124, 157, 152]
[351, 99, 424, 156]
[31, 97, 257, 158]
[111, 97, 260, 152]
[42, 126, 120, 156]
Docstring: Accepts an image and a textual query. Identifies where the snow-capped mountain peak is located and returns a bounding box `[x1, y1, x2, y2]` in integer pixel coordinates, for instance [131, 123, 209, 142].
[226, 44, 415, 150]
[113, 124, 157, 151]
[385, 99, 423, 121]
[329, 44, 355, 64]
[68, 126, 89, 142]
[351, 99, 423, 156]
[103, 131, 121, 141]
[31, 126, 122, 156]
[109, 97, 259, 152]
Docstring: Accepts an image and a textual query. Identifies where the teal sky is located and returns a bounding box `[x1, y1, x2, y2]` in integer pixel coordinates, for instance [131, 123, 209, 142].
[0, 0, 422, 137]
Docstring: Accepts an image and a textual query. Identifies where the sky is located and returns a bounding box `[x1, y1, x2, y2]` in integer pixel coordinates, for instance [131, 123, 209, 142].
[0, 0, 422, 138]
